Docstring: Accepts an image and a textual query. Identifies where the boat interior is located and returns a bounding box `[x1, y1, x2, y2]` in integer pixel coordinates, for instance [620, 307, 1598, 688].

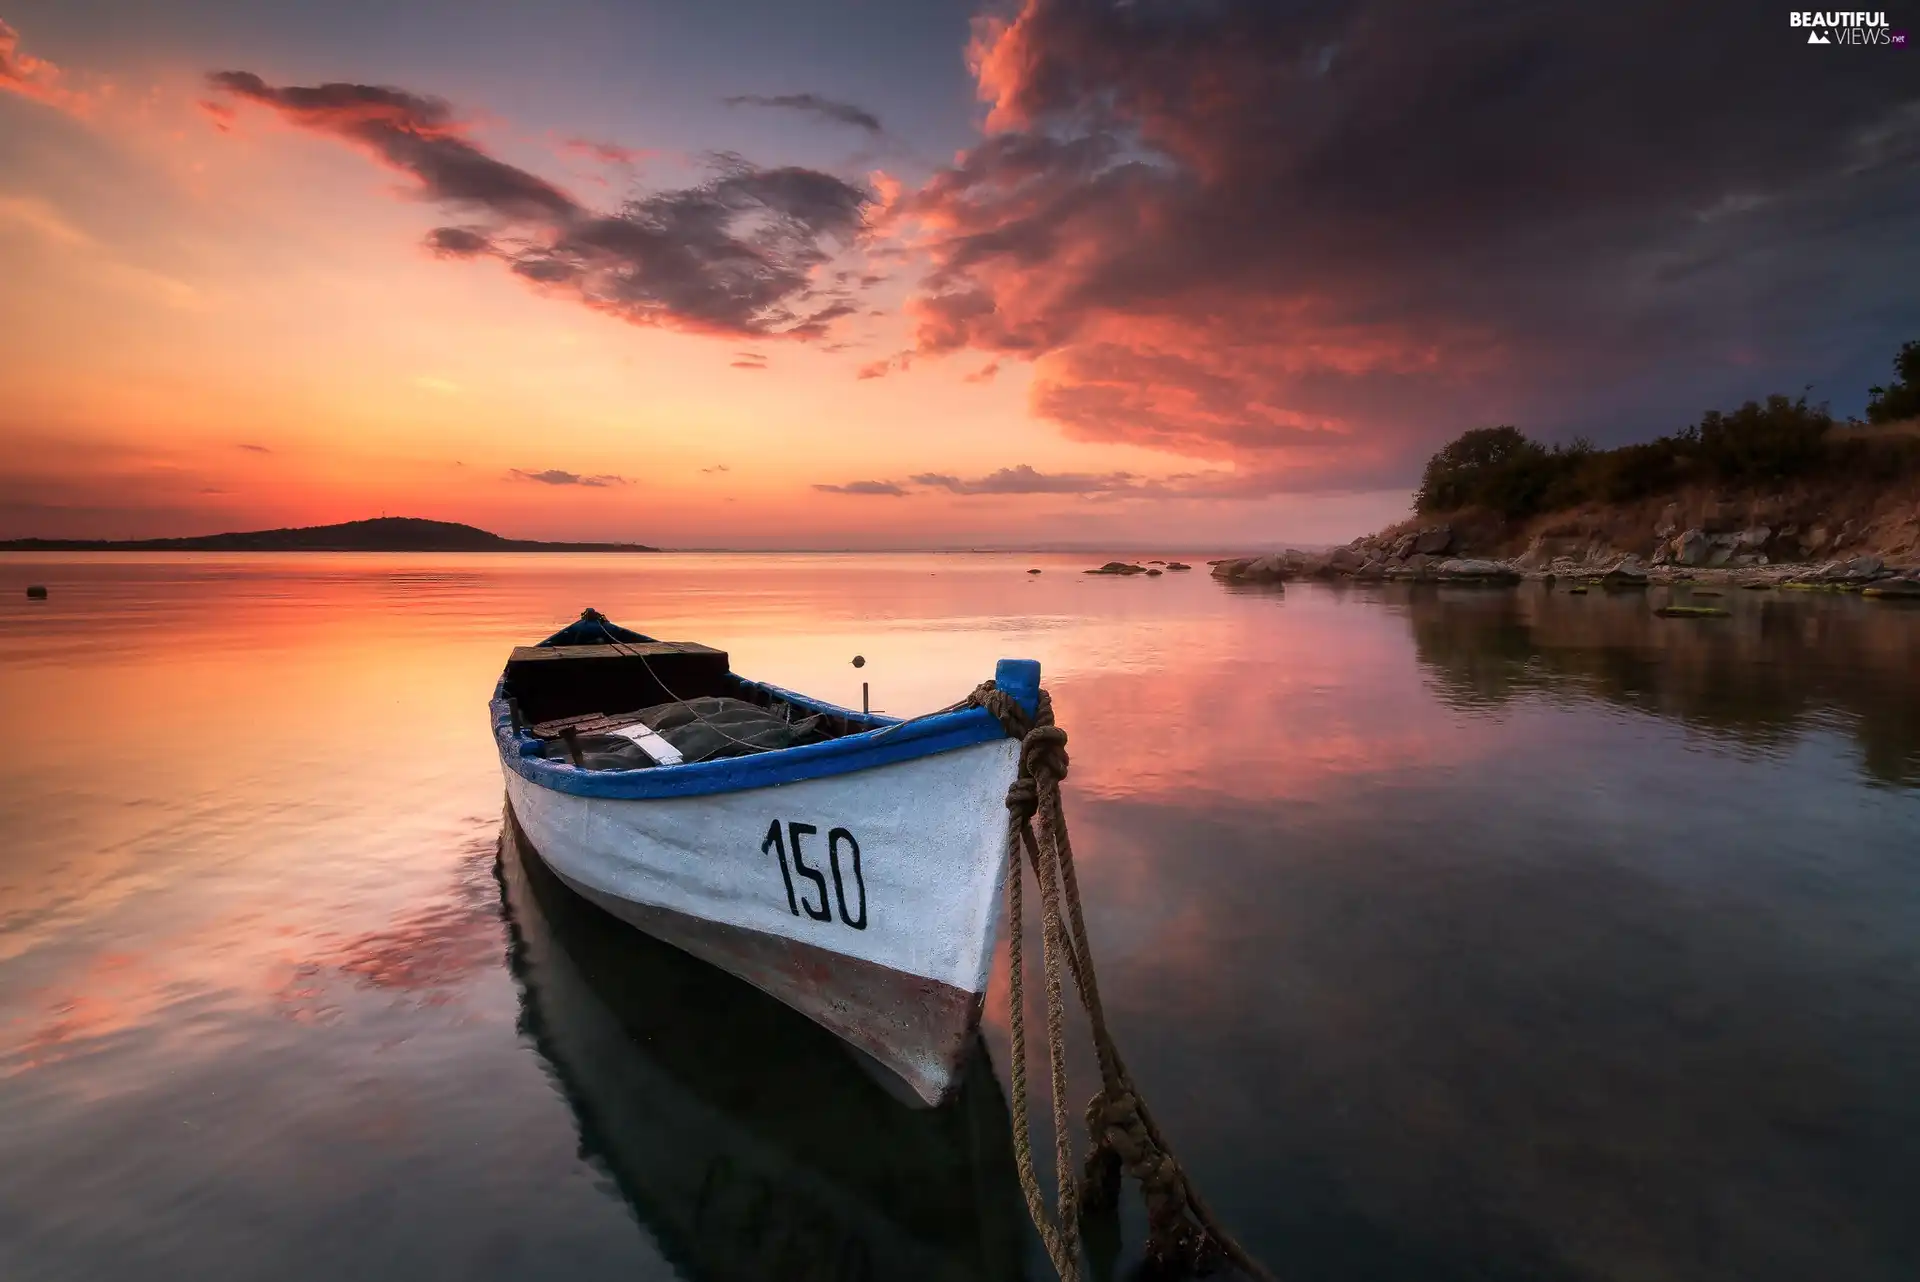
[501, 613, 887, 769]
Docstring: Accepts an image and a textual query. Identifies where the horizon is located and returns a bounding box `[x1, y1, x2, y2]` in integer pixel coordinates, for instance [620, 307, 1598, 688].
[3, 2, 1916, 548]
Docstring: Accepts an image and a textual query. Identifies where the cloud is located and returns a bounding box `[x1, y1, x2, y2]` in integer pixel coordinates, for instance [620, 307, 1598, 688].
[885, 0, 1920, 494]
[509, 468, 628, 487]
[0, 19, 89, 115]
[730, 350, 767, 369]
[210, 74, 876, 341]
[701, 463, 731, 473]
[724, 93, 883, 135]
[909, 465, 1137, 495]
[561, 137, 644, 166]
[237, 443, 271, 453]
[812, 479, 906, 496]
[964, 360, 1000, 384]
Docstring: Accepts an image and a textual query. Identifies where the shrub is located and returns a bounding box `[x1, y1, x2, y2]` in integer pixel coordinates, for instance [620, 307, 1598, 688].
[1689, 394, 1831, 484]
[1866, 340, 1919, 424]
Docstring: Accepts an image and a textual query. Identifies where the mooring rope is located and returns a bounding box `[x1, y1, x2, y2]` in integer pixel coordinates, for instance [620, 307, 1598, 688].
[966, 682, 1275, 1282]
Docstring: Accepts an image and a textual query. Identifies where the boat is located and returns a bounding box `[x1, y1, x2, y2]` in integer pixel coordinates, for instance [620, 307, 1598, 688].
[490, 609, 1037, 1106]
[496, 816, 1031, 1281]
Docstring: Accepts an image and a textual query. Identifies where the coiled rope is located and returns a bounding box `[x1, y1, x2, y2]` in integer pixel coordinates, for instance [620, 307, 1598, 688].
[965, 682, 1274, 1282]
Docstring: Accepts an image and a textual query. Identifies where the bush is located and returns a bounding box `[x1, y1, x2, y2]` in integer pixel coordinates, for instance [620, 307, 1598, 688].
[1689, 394, 1831, 484]
[1412, 340, 1916, 521]
[1866, 340, 1919, 424]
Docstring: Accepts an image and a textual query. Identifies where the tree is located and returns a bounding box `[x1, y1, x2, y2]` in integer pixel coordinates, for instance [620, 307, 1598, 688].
[1866, 340, 1920, 424]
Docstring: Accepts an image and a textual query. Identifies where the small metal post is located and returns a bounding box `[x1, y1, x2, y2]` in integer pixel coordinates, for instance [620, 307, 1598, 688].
[862, 681, 870, 716]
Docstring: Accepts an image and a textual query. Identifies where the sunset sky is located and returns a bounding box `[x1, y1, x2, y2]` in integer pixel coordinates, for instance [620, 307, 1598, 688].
[2, 1, 1916, 549]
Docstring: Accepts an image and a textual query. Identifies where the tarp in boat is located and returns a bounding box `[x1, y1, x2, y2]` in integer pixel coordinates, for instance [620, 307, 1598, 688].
[548, 697, 828, 769]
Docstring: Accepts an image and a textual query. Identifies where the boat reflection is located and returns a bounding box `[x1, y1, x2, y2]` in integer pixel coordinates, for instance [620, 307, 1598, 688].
[496, 812, 1031, 1282]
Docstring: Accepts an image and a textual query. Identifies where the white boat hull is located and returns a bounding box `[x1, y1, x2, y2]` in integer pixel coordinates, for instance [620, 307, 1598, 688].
[503, 736, 1019, 1104]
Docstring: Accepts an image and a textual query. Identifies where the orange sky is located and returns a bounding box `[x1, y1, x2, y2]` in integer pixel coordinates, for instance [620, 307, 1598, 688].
[5, 2, 1913, 547]
[0, 12, 1413, 548]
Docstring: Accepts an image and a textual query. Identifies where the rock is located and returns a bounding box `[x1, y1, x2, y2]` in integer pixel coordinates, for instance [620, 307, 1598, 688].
[1028, 568, 1042, 574]
[1567, 586, 1589, 595]
[1600, 564, 1649, 588]
[1734, 525, 1771, 550]
[1674, 528, 1711, 567]
[1165, 561, 1191, 571]
[1390, 534, 1418, 560]
[1086, 561, 1147, 575]
[26, 585, 48, 599]
[1413, 525, 1454, 556]
[1656, 605, 1729, 618]
[1706, 544, 1733, 568]
[1837, 519, 1861, 548]
[1148, 560, 1166, 565]
[1328, 546, 1368, 573]
[1210, 559, 1243, 578]
[1848, 555, 1885, 577]
[1146, 568, 1163, 576]
[1805, 526, 1831, 553]
[1403, 552, 1435, 573]
[1435, 558, 1521, 583]
[1655, 502, 1682, 539]
[1863, 578, 1920, 599]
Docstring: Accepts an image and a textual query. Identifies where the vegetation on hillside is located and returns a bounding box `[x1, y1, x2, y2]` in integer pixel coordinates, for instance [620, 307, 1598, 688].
[1415, 340, 1920, 520]
[1866, 340, 1919, 424]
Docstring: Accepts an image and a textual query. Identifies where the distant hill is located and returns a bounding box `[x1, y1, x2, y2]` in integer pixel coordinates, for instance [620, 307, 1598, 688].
[0, 517, 659, 553]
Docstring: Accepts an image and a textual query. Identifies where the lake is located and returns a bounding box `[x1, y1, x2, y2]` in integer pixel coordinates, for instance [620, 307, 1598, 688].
[2, 552, 1916, 1282]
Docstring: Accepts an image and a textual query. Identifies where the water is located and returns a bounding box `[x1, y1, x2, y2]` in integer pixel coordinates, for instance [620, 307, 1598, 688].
[2, 553, 1917, 1282]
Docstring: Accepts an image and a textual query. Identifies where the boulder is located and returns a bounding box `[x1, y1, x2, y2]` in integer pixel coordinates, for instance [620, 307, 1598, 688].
[1600, 564, 1650, 588]
[1674, 528, 1711, 567]
[1328, 546, 1368, 573]
[1413, 525, 1454, 556]
[1734, 525, 1772, 550]
[1390, 533, 1418, 560]
[1403, 552, 1436, 573]
[1165, 561, 1192, 571]
[1655, 502, 1682, 539]
[1706, 544, 1733, 568]
[1848, 554, 1885, 577]
[1434, 558, 1521, 582]
[1804, 526, 1831, 553]
[1086, 561, 1148, 575]
[1863, 577, 1920, 599]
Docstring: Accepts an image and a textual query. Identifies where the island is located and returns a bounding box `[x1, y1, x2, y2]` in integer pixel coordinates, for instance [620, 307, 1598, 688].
[0, 517, 659, 553]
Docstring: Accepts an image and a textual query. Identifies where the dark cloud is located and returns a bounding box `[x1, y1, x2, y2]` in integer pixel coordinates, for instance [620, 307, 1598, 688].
[237, 443, 271, 453]
[909, 465, 1138, 494]
[964, 361, 1000, 384]
[425, 226, 492, 258]
[813, 480, 907, 496]
[208, 72, 577, 221]
[891, 0, 1920, 492]
[510, 468, 628, 487]
[724, 93, 883, 135]
[210, 74, 876, 341]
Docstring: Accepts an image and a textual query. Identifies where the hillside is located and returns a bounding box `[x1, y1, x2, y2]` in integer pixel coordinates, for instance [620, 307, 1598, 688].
[0, 517, 659, 553]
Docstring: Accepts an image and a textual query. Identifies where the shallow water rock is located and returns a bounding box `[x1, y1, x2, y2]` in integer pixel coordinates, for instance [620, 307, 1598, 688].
[1413, 525, 1454, 556]
[1086, 561, 1148, 575]
[1674, 529, 1711, 567]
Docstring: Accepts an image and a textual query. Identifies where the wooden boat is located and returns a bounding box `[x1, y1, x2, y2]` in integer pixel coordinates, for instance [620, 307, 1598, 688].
[491, 610, 1037, 1106]
[496, 816, 1030, 1281]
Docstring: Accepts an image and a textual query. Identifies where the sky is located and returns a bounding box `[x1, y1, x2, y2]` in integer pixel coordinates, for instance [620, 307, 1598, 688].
[1, 1, 1916, 549]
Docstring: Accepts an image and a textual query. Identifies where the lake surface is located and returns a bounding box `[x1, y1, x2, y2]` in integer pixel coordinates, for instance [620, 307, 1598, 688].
[2, 552, 1917, 1282]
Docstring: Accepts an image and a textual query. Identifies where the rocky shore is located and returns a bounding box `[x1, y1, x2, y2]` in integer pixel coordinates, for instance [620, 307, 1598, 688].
[1211, 520, 1920, 596]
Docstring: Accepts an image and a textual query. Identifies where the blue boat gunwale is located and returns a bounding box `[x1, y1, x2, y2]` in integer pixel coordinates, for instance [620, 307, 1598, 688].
[491, 620, 1039, 800]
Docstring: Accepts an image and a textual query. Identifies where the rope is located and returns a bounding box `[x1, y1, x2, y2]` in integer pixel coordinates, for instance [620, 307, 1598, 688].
[969, 682, 1275, 1282]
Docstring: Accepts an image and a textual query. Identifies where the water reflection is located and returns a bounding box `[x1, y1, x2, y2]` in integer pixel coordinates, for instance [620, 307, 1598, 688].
[496, 813, 1030, 1282]
[1404, 584, 1920, 785]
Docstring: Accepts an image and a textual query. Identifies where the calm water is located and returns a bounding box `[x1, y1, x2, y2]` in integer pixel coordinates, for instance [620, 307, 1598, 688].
[2, 553, 1918, 1282]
